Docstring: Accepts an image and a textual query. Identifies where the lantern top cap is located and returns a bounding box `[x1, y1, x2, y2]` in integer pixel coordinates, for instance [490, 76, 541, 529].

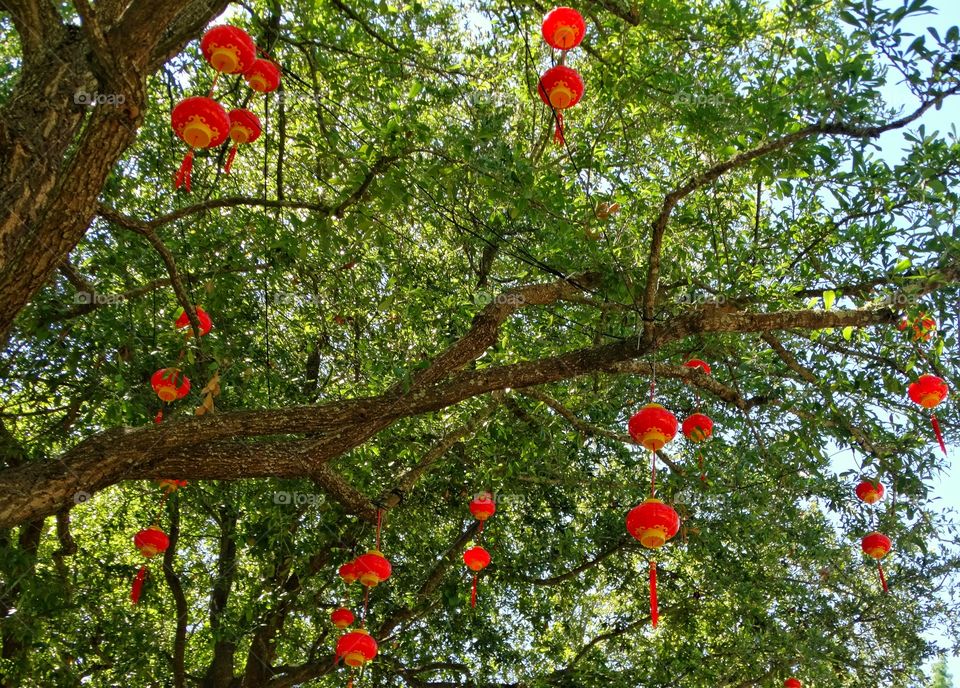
[364, 549, 385, 557]
[642, 497, 664, 505]
[350, 628, 370, 636]
[642, 402, 664, 409]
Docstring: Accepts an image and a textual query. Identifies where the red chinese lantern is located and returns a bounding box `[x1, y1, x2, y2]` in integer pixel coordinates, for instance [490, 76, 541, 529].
[201, 25, 257, 74]
[224, 108, 262, 174]
[855, 480, 884, 505]
[463, 545, 491, 608]
[243, 58, 281, 93]
[908, 373, 949, 454]
[682, 413, 713, 442]
[171, 96, 230, 192]
[469, 493, 496, 528]
[151, 368, 191, 402]
[541, 7, 586, 50]
[338, 560, 359, 585]
[861, 531, 892, 593]
[898, 314, 936, 342]
[784, 679, 802, 688]
[538, 65, 584, 145]
[175, 307, 213, 336]
[628, 403, 678, 451]
[354, 550, 391, 587]
[626, 498, 680, 627]
[157, 479, 188, 493]
[336, 628, 378, 668]
[131, 525, 170, 604]
[330, 607, 355, 630]
[684, 359, 712, 375]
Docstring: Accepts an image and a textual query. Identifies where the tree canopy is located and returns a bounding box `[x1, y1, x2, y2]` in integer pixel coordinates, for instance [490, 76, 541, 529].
[1, 0, 959, 686]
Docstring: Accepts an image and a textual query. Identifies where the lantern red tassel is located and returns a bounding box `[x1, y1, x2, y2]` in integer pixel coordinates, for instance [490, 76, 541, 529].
[649, 560, 659, 627]
[553, 111, 565, 145]
[174, 151, 194, 192]
[932, 414, 947, 455]
[877, 561, 888, 593]
[131, 566, 148, 604]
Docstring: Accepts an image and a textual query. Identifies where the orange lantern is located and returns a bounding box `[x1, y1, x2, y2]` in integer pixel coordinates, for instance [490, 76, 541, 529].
[200, 25, 257, 74]
[224, 109, 262, 174]
[784, 679, 802, 688]
[626, 498, 680, 627]
[469, 493, 496, 528]
[175, 307, 213, 336]
[336, 628, 378, 668]
[330, 607, 355, 630]
[861, 531, 892, 593]
[338, 560, 359, 585]
[628, 403, 678, 451]
[157, 479, 188, 493]
[463, 545, 491, 608]
[908, 373, 949, 454]
[898, 314, 936, 342]
[855, 480, 884, 505]
[131, 526, 170, 604]
[171, 96, 230, 192]
[151, 368, 191, 403]
[538, 65, 584, 145]
[243, 58, 281, 93]
[541, 7, 586, 50]
[354, 550, 391, 587]
[682, 413, 713, 442]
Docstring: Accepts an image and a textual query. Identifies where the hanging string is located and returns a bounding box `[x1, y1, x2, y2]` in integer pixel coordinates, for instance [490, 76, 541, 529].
[206, 72, 220, 98]
[375, 508, 383, 550]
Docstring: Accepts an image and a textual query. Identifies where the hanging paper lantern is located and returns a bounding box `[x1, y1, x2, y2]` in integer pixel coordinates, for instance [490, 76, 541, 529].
[541, 7, 586, 50]
[855, 480, 884, 505]
[330, 607, 355, 629]
[157, 479, 189, 493]
[469, 493, 496, 521]
[682, 413, 713, 442]
[224, 108, 262, 174]
[464, 546, 490, 572]
[784, 679, 802, 688]
[200, 25, 257, 74]
[862, 531, 892, 593]
[151, 368, 191, 403]
[175, 307, 213, 336]
[626, 498, 679, 628]
[684, 359, 712, 375]
[243, 58, 282, 93]
[908, 374, 949, 454]
[898, 314, 936, 342]
[134, 525, 170, 558]
[628, 403, 678, 451]
[338, 560, 359, 585]
[537, 65, 584, 145]
[336, 629, 378, 668]
[354, 550, 391, 587]
[171, 97, 231, 192]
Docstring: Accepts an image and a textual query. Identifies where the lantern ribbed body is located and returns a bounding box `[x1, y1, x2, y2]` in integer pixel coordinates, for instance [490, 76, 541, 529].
[855, 480, 884, 505]
[228, 109, 262, 144]
[134, 526, 170, 558]
[201, 25, 256, 74]
[354, 550, 392, 587]
[682, 413, 713, 442]
[151, 368, 191, 402]
[463, 546, 491, 572]
[469, 494, 496, 521]
[908, 374, 948, 409]
[330, 607, 355, 629]
[628, 403, 678, 451]
[338, 561, 358, 584]
[626, 499, 680, 549]
[175, 307, 213, 335]
[538, 65, 584, 110]
[171, 97, 230, 149]
[336, 629, 378, 667]
[541, 7, 586, 50]
[861, 532, 892, 560]
[244, 58, 281, 93]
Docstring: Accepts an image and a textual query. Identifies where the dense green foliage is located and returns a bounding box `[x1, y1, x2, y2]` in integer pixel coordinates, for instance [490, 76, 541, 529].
[1, 0, 959, 686]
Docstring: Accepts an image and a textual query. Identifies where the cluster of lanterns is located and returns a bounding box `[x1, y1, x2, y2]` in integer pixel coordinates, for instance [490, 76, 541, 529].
[538, 7, 586, 145]
[331, 513, 391, 684]
[130, 479, 188, 603]
[464, 493, 496, 607]
[171, 25, 280, 191]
